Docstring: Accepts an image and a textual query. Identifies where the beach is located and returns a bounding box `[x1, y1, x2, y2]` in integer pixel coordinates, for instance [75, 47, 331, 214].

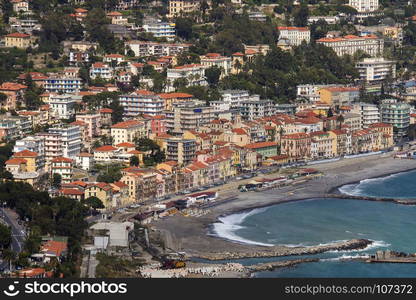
[153, 153, 416, 258]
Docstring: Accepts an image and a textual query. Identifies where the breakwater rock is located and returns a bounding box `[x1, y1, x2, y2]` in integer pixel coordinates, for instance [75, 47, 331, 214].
[198, 239, 372, 260]
[247, 258, 319, 272]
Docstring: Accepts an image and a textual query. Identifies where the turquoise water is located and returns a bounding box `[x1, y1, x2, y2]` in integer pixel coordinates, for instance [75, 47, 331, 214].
[211, 170, 416, 277]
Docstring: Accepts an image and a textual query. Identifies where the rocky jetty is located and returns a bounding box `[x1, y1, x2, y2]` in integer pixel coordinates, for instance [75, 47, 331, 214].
[198, 239, 372, 260]
[247, 258, 319, 273]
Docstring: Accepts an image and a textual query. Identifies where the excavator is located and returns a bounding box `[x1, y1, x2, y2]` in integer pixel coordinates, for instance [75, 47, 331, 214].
[160, 253, 186, 269]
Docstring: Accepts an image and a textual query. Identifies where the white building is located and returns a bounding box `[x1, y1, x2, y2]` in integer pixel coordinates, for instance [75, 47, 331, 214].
[143, 21, 176, 40]
[89, 62, 113, 80]
[277, 27, 311, 46]
[317, 34, 384, 57]
[119, 90, 164, 117]
[13, 136, 46, 168]
[126, 41, 190, 57]
[352, 102, 380, 129]
[356, 57, 396, 83]
[49, 94, 77, 119]
[76, 152, 94, 171]
[200, 53, 232, 77]
[239, 99, 276, 121]
[348, 0, 379, 12]
[44, 77, 82, 94]
[297, 84, 340, 102]
[167, 64, 207, 91]
[308, 16, 340, 25]
[48, 125, 82, 159]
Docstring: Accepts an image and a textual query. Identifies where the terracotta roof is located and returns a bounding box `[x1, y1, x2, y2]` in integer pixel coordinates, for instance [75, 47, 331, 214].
[232, 52, 244, 56]
[13, 149, 38, 157]
[232, 128, 247, 135]
[244, 141, 277, 149]
[41, 240, 67, 257]
[116, 142, 135, 147]
[0, 82, 27, 91]
[78, 152, 93, 157]
[5, 32, 30, 38]
[282, 133, 310, 139]
[94, 145, 117, 152]
[369, 122, 392, 128]
[60, 188, 84, 196]
[277, 26, 309, 31]
[107, 11, 122, 16]
[112, 181, 128, 188]
[52, 157, 73, 163]
[5, 158, 27, 165]
[99, 108, 113, 113]
[158, 92, 194, 99]
[128, 150, 144, 155]
[111, 120, 143, 129]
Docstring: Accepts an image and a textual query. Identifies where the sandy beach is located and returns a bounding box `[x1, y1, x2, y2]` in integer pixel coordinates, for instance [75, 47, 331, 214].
[153, 153, 416, 258]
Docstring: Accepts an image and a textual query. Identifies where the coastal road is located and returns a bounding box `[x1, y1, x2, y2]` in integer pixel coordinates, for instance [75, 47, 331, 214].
[0, 208, 26, 271]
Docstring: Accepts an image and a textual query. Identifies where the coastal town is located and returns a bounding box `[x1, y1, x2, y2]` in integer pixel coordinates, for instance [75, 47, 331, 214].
[0, 0, 415, 279]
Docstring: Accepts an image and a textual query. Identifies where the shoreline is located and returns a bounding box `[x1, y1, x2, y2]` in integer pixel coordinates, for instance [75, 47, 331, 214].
[152, 154, 416, 260]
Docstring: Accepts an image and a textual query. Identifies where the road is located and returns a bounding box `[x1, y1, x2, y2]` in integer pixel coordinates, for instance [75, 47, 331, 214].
[0, 208, 26, 271]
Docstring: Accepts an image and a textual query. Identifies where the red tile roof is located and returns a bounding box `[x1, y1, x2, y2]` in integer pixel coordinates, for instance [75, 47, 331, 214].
[5, 158, 27, 165]
[94, 145, 117, 152]
[13, 149, 38, 157]
[52, 157, 73, 163]
[244, 141, 277, 149]
[111, 120, 143, 129]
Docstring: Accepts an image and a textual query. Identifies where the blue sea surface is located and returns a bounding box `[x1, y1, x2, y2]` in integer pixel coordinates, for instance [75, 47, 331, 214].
[210, 170, 416, 277]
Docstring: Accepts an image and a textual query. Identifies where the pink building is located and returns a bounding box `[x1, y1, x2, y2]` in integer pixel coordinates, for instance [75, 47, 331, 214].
[76, 113, 101, 139]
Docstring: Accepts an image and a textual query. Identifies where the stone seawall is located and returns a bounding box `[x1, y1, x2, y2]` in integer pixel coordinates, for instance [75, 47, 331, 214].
[198, 239, 372, 260]
[247, 258, 319, 273]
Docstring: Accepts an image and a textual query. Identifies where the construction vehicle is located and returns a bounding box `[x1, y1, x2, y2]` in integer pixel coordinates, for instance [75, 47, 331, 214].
[160, 253, 186, 269]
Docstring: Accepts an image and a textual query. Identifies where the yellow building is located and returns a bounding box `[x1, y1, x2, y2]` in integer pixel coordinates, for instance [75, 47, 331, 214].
[111, 120, 145, 145]
[4, 32, 32, 49]
[85, 183, 116, 209]
[5, 150, 43, 185]
[168, 0, 200, 18]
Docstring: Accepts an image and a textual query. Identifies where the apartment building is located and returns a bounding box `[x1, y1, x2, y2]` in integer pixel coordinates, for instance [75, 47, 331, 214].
[200, 53, 232, 77]
[310, 131, 336, 159]
[111, 120, 146, 145]
[277, 27, 311, 46]
[121, 167, 158, 203]
[239, 99, 276, 121]
[167, 64, 207, 91]
[280, 133, 311, 160]
[49, 94, 77, 119]
[12, 0, 29, 12]
[356, 57, 396, 83]
[165, 104, 215, 134]
[4, 32, 32, 48]
[75, 113, 101, 139]
[165, 138, 196, 165]
[143, 21, 176, 40]
[318, 86, 360, 106]
[48, 125, 82, 159]
[119, 90, 164, 117]
[36, 132, 63, 162]
[44, 77, 82, 94]
[51, 157, 74, 183]
[317, 35, 384, 57]
[0, 82, 27, 110]
[348, 0, 379, 12]
[89, 62, 113, 80]
[168, 0, 200, 18]
[13, 136, 45, 165]
[380, 99, 410, 137]
[352, 102, 380, 128]
[125, 41, 190, 57]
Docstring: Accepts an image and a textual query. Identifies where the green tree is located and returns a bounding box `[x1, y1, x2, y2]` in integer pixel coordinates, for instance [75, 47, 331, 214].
[52, 173, 62, 189]
[130, 156, 140, 167]
[205, 66, 222, 87]
[83, 196, 104, 210]
[0, 223, 11, 249]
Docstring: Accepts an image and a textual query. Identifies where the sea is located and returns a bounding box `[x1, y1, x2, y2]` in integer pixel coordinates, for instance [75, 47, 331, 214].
[208, 169, 416, 277]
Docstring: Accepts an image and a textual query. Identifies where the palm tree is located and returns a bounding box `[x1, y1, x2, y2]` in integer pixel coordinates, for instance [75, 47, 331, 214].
[2, 249, 16, 272]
